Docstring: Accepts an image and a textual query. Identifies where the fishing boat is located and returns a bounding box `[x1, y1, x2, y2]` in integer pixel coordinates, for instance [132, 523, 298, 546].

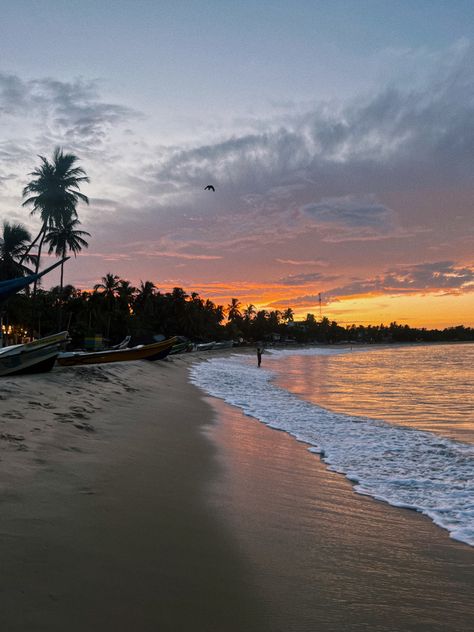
[57, 337, 177, 367]
[212, 340, 234, 350]
[169, 340, 193, 355]
[194, 342, 215, 351]
[0, 332, 69, 377]
[144, 337, 179, 361]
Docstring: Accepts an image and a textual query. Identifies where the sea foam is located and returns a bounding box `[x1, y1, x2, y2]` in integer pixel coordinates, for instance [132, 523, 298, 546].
[190, 352, 474, 547]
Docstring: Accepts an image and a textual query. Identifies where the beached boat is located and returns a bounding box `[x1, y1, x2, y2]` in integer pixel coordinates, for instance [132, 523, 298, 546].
[169, 340, 193, 355]
[110, 335, 131, 350]
[56, 337, 177, 367]
[212, 340, 234, 350]
[0, 332, 69, 377]
[194, 342, 215, 351]
[144, 337, 179, 361]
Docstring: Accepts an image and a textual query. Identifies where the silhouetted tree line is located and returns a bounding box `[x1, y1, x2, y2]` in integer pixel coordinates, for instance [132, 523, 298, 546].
[1, 279, 224, 346]
[1, 284, 472, 348]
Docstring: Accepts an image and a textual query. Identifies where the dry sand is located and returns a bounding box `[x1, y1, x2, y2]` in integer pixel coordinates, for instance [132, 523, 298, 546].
[0, 352, 472, 631]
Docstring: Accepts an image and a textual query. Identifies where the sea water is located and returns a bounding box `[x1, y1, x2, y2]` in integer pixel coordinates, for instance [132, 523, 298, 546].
[190, 343, 474, 546]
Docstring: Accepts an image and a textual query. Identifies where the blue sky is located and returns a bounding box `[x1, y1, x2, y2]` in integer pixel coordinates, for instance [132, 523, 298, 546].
[0, 1, 473, 325]
[3, 1, 474, 117]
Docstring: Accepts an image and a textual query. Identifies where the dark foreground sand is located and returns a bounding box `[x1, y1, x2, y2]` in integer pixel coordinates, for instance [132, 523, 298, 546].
[0, 354, 472, 631]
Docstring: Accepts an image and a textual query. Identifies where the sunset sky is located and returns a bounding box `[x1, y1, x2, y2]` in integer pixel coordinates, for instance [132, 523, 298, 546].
[0, 1, 473, 327]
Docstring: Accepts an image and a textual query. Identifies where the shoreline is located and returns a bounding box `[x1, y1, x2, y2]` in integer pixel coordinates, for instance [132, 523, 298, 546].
[205, 395, 473, 631]
[0, 353, 472, 630]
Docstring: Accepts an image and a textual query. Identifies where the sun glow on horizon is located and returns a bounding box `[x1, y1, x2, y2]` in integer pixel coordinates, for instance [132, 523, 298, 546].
[151, 281, 474, 329]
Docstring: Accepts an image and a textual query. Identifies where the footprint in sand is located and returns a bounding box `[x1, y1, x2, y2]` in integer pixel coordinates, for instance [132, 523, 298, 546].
[2, 411, 25, 420]
[74, 422, 95, 432]
[70, 406, 94, 416]
[0, 432, 25, 442]
[53, 413, 74, 423]
[71, 412, 89, 420]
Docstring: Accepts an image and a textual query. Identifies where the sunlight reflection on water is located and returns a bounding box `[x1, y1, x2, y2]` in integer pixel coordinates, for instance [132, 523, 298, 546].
[268, 343, 474, 444]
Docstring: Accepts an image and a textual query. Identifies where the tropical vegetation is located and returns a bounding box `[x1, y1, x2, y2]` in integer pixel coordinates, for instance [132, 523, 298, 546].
[1, 278, 473, 347]
[20, 147, 90, 293]
[0, 221, 37, 281]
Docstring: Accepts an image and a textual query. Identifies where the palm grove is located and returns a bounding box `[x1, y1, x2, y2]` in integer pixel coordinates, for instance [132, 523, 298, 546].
[1, 147, 473, 347]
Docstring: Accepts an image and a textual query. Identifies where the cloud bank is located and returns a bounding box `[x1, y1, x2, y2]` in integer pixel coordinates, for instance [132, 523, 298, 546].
[0, 41, 473, 326]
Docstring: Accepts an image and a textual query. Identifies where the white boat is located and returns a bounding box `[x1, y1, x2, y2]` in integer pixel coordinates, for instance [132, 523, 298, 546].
[194, 342, 216, 351]
[212, 340, 234, 349]
[0, 332, 69, 377]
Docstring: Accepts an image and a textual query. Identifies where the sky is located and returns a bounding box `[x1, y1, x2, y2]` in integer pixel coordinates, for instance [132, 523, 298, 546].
[0, 0, 473, 327]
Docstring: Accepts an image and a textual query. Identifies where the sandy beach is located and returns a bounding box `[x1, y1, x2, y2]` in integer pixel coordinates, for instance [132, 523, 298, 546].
[0, 352, 472, 631]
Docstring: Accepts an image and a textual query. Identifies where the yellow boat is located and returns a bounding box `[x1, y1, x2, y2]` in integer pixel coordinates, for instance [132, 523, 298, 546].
[57, 337, 178, 367]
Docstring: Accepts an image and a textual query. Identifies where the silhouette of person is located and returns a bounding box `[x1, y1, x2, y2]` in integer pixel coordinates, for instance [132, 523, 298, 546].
[257, 346, 263, 367]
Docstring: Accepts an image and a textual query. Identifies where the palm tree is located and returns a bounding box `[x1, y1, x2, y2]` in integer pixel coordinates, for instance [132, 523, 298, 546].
[21, 147, 89, 289]
[0, 221, 36, 280]
[282, 307, 294, 323]
[227, 298, 242, 322]
[136, 280, 156, 304]
[93, 273, 121, 339]
[44, 217, 90, 291]
[134, 281, 156, 321]
[93, 273, 120, 301]
[169, 287, 189, 334]
[117, 280, 136, 311]
[243, 304, 256, 321]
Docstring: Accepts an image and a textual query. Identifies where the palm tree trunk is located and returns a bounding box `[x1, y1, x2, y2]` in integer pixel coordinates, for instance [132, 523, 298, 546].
[18, 227, 43, 266]
[32, 227, 46, 297]
[29, 226, 46, 337]
[60, 259, 64, 292]
[58, 248, 66, 331]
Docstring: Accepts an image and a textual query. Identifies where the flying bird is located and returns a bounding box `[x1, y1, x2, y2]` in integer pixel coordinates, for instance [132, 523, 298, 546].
[204, 185, 215, 191]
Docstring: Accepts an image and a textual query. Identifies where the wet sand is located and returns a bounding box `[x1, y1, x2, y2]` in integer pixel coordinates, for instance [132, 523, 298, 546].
[0, 353, 472, 630]
[206, 396, 473, 631]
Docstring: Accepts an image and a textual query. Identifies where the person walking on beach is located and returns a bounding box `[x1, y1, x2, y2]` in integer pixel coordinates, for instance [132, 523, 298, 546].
[257, 345, 263, 367]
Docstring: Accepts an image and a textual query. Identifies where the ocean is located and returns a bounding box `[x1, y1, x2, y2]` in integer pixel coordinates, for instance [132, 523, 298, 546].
[190, 343, 474, 547]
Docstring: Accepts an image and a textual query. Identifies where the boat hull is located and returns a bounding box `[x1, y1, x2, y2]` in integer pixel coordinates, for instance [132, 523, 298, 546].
[169, 341, 193, 355]
[0, 332, 69, 377]
[0, 352, 59, 376]
[144, 344, 173, 361]
[57, 337, 178, 367]
[213, 340, 234, 349]
[195, 342, 215, 351]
